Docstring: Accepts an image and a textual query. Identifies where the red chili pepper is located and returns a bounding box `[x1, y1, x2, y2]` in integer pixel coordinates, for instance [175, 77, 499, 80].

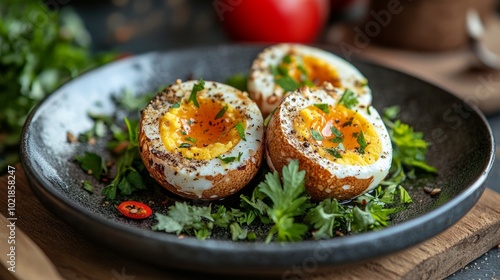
[116, 201, 153, 219]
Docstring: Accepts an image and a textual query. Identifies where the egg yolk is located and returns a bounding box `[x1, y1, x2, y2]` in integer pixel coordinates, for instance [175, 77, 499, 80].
[279, 54, 341, 88]
[159, 96, 245, 160]
[293, 104, 382, 165]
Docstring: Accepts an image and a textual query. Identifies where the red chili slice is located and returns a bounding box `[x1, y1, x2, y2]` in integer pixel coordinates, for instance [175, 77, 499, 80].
[117, 201, 153, 219]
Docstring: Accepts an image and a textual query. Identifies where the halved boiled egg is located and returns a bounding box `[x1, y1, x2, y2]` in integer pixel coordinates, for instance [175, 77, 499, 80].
[265, 86, 392, 201]
[248, 43, 371, 116]
[139, 80, 264, 200]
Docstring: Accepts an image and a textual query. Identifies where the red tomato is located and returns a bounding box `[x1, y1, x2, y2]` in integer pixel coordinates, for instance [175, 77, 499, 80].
[216, 0, 330, 43]
[117, 201, 153, 219]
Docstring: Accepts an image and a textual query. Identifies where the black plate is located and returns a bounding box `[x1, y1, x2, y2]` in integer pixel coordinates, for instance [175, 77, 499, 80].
[20, 45, 495, 275]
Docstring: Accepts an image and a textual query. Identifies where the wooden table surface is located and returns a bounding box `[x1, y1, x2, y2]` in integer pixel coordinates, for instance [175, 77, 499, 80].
[0, 164, 499, 280]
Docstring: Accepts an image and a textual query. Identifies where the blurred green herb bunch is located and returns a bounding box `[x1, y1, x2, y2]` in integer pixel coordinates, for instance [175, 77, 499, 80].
[0, 0, 117, 171]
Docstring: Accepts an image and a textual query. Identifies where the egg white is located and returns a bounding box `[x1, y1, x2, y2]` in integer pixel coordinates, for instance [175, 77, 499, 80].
[266, 86, 392, 200]
[248, 43, 372, 116]
[139, 80, 264, 199]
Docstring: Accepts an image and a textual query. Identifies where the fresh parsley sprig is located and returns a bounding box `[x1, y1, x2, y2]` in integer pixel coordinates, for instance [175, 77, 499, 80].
[101, 118, 147, 200]
[241, 160, 310, 242]
[188, 79, 205, 108]
[338, 89, 359, 109]
[382, 106, 437, 186]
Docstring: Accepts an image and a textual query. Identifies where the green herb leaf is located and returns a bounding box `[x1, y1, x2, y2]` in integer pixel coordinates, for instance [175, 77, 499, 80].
[330, 137, 343, 143]
[324, 147, 343, 158]
[185, 137, 197, 144]
[215, 105, 228, 120]
[101, 118, 147, 200]
[82, 181, 94, 193]
[356, 131, 367, 154]
[305, 198, 344, 239]
[235, 122, 246, 141]
[399, 186, 413, 203]
[310, 129, 324, 141]
[282, 55, 293, 64]
[179, 143, 191, 148]
[330, 126, 343, 138]
[75, 152, 108, 180]
[338, 89, 358, 109]
[218, 155, 236, 164]
[314, 104, 330, 114]
[188, 79, 205, 108]
[342, 119, 353, 127]
[172, 102, 181, 108]
[275, 76, 300, 92]
[225, 74, 248, 92]
[152, 202, 214, 237]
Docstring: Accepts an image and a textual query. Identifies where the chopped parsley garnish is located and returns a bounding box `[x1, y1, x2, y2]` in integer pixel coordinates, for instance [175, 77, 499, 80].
[337, 143, 345, 151]
[324, 147, 343, 158]
[179, 143, 191, 148]
[215, 105, 228, 120]
[356, 131, 367, 154]
[270, 55, 315, 92]
[172, 102, 181, 108]
[75, 152, 108, 180]
[275, 76, 300, 92]
[382, 106, 437, 183]
[310, 129, 324, 141]
[282, 54, 293, 64]
[185, 137, 197, 144]
[101, 118, 147, 200]
[314, 104, 330, 114]
[241, 160, 309, 242]
[235, 122, 246, 141]
[82, 181, 94, 193]
[330, 126, 343, 138]
[338, 89, 358, 109]
[330, 137, 343, 143]
[188, 79, 205, 108]
[218, 152, 243, 164]
[181, 130, 187, 135]
[342, 119, 353, 127]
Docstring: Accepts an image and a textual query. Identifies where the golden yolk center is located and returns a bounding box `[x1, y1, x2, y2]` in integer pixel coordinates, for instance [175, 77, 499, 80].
[159, 96, 245, 160]
[281, 54, 341, 88]
[293, 104, 382, 165]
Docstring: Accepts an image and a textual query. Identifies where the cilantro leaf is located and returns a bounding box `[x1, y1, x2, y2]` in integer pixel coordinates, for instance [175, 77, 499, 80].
[188, 79, 205, 108]
[152, 202, 214, 237]
[324, 147, 342, 158]
[310, 129, 324, 141]
[101, 117, 146, 200]
[314, 103, 330, 114]
[256, 160, 309, 242]
[338, 89, 358, 109]
[305, 199, 344, 239]
[399, 186, 413, 203]
[330, 126, 343, 138]
[382, 106, 437, 186]
[356, 130, 368, 154]
[75, 152, 107, 180]
[82, 181, 94, 193]
[185, 137, 197, 144]
[275, 76, 300, 92]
